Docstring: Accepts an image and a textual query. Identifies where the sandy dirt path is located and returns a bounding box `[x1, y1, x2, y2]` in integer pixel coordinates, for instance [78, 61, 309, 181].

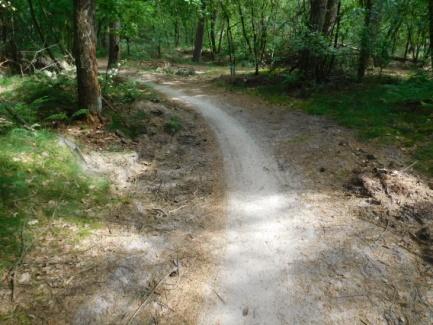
[150, 82, 319, 324]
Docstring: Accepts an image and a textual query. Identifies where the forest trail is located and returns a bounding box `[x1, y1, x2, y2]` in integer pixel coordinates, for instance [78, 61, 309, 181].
[148, 82, 319, 324]
[142, 75, 433, 324]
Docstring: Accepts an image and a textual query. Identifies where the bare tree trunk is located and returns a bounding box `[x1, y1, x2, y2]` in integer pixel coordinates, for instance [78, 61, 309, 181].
[310, 0, 328, 32]
[209, 11, 217, 58]
[126, 37, 131, 56]
[300, 0, 328, 81]
[221, 2, 235, 76]
[192, 1, 206, 62]
[107, 21, 120, 70]
[174, 19, 180, 47]
[217, 20, 226, 54]
[429, 0, 433, 71]
[357, 0, 374, 80]
[323, 0, 339, 35]
[1, 12, 21, 73]
[358, 0, 380, 80]
[73, 0, 102, 117]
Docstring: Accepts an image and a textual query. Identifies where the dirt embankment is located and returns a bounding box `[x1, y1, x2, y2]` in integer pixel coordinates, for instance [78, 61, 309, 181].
[0, 85, 224, 324]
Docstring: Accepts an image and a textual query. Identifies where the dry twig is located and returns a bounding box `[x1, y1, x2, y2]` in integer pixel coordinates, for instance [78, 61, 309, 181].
[125, 269, 176, 325]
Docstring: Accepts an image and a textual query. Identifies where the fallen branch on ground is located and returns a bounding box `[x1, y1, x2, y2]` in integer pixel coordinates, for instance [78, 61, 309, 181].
[125, 268, 177, 325]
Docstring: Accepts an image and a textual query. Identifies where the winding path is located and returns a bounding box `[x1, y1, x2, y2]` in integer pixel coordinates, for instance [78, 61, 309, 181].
[150, 83, 317, 324]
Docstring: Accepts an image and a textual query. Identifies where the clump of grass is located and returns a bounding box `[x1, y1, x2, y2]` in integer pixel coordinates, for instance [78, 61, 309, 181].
[0, 128, 109, 272]
[164, 116, 182, 135]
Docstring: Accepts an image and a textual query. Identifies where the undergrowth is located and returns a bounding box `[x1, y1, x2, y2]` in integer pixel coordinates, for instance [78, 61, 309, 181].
[1, 73, 78, 125]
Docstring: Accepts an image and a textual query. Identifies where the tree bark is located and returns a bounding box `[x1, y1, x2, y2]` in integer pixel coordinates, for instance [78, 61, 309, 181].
[174, 19, 180, 47]
[310, 0, 328, 32]
[73, 0, 102, 116]
[209, 11, 217, 58]
[192, 1, 206, 62]
[323, 0, 339, 35]
[1, 12, 21, 73]
[429, 0, 433, 72]
[126, 37, 131, 56]
[357, 0, 373, 80]
[300, 0, 328, 81]
[107, 21, 120, 70]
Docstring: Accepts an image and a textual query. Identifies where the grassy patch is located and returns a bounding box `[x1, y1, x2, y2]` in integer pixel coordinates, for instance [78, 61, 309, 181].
[0, 128, 109, 272]
[217, 71, 433, 176]
[306, 73, 433, 174]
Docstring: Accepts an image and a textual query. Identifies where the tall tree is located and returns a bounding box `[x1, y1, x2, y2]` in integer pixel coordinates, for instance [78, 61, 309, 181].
[429, 0, 433, 71]
[73, 0, 102, 117]
[107, 21, 120, 70]
[357, 0, 374, 80]
[357, 0, 383, 80]
[192, 0, 206, 62]
[300, 0, 339, 81]
[0, 2, 21, 73]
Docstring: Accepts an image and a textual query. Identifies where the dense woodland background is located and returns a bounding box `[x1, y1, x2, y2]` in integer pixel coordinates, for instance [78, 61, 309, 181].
[1, 0, 433, 80]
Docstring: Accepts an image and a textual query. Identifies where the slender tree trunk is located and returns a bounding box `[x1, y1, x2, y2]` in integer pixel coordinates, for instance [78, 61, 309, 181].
[328, 0, 341, 73]
[174, 20, 180, 47]
[0, 15, 7, 59]
[357, 0, 373, 81]
[73, 0, 102, 117]
[217, 20, 225, 54]
[403, 26, 411, 61]
[300, 0, 328, 81]
[209, 12, 217, 58]
[1, 14, 21, 74]
[221, 2, 235, 76]
[323, 0, 339, 35]
[193, 1, 206, 62]
[107, 21, 120, 70]
[126, 37, 130, 56]
[429, 0, 433, 71]
[310, 0, 328, 32]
